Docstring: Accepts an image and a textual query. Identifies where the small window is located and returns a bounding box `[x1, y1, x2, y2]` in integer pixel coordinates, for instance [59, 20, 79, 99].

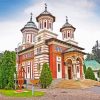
[33, 36, 35, 42]
[37, 47, 41, 54]
[38, 36, 41, 42]
[40, 23, 41, 29]
[49, 23, 51, 29]
[58, 64, 60, 72]
[64, 33, 65, 38]
[77, 66, 79, 73]
[56, 46, 62, 52]
[56, 47, 59, 51]
[28, 35, 29, 42]
[68, 33, 70, 37]
[44, 22, 46, 28]
[37, 63, 41, 71]
[28, 67, 30, 73]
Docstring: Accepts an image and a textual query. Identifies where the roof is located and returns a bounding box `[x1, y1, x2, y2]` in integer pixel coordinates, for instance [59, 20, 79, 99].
[60, 16, 76, 32]
[18, 45, 34, 54]
[21, 13, 38, 31]
[63, 47, 86, 54]
[84, 60, 100, 71]
[45, 38, 84, 50]
[36, 4, 55, 22]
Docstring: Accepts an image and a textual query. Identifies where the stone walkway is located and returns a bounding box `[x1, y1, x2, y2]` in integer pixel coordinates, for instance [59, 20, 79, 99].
[0, 87, 100, 100]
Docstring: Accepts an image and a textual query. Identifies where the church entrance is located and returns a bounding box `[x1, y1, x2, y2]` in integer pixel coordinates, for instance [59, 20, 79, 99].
[65, 59, 72, 79]
[68, 67, 72, 79]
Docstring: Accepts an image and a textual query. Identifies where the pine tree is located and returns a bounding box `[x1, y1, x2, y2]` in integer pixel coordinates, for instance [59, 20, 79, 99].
[97, 69, 100, 81]
[83, 64, 86, 74]
[85, 67, 95, 80]
[40, 63, 52, 88]
[0, 51, 16, 89]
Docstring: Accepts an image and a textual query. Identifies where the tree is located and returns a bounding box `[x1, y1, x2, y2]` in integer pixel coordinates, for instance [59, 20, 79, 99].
[97, 69, 100, 81]
[85, 53, 94, 61]
[40, 63, 52, 88]
[85, 67, 95, 80]
[92, 40, 100, 63]
[83, 64, 86, 74]
[0, 51, 16, 89]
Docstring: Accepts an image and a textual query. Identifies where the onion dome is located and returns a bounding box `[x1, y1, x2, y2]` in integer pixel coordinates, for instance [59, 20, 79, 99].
[36, 3, 55, 22]
[60, 16, 76, 32]
[21, 13, 38, 31]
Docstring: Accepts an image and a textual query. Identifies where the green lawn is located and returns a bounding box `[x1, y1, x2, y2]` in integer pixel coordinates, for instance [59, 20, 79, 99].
[0, 89, 44, 97]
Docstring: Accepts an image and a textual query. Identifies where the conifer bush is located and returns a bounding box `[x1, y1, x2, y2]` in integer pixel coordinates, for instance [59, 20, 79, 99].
[40, 63, 52, 88]
[85, 67, 95, 80]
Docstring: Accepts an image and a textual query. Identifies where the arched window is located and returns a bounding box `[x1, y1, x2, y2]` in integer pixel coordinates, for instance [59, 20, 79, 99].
[68, 33, 70, 37]
[64, 33, 65, 38]
[40, 22, 41, 29]
[49, 23, 51, 29]
[44, 21, 46, 28]
[28, 35, 29, 42]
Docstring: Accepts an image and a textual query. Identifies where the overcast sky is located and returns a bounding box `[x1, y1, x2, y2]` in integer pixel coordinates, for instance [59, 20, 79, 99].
[0, 0, 100, 53]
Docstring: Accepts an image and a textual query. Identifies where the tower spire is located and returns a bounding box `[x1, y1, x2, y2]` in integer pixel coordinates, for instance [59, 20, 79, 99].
[45, 3, 47, 11]
[66, 16, 68, 23]
[30, 13, 33, 22]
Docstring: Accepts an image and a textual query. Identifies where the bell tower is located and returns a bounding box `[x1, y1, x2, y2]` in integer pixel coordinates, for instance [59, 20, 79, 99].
[60, 16, 78, 45]
[21, 13, 38, 49]
[36, 3, 55, 32]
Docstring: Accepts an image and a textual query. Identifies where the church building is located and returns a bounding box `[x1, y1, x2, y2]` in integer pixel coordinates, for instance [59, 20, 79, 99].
[16, 4, 86, 82]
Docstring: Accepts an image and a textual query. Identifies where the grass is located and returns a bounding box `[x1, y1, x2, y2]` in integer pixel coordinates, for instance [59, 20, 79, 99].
[0, 89, 44, 97]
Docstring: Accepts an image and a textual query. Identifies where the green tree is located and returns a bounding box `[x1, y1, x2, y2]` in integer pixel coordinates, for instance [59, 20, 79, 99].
[0, 51, 16, 89]
[85, 67, 95, 80]
[97, 69, 100, 81]
[40, 63, 52, 88]
[83, 64, 86, 74]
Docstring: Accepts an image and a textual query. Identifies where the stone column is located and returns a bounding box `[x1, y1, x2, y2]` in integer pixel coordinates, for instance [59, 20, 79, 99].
[81, 62, 85, 79]
[73, 64, 77, 80]
[65, 65, 68, 80]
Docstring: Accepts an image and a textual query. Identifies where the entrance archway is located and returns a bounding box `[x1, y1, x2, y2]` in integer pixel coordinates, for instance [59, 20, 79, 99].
[66, 59, 73, 79]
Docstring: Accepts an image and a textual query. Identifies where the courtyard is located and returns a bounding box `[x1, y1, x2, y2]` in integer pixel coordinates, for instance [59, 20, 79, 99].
[0, 87, 100, 100]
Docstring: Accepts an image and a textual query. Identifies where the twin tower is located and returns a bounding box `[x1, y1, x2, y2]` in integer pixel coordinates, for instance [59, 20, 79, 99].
[20, 4, 77, 50]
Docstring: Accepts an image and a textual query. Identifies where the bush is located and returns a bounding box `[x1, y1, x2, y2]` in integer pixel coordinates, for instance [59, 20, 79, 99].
[85, 67, 95, 80]
[40, 63, 52, 88]
[83, 64, 86, 74]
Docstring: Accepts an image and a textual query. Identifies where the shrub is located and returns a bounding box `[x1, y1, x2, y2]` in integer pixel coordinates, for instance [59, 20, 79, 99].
[40, 63, 52, 88]
[85, 67, 95, 80]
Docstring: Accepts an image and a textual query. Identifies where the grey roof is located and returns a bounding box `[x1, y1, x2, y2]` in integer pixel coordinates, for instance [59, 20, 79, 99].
[24, 21, 37, 28]
[60, 16, 75, 31]
[36, 4, 55, 22]
[24, 14, 37, 29]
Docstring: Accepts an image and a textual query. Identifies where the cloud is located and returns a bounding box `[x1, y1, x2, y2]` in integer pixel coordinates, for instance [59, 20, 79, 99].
[0, 21, 23, 51]
[0, 0, 100, 53]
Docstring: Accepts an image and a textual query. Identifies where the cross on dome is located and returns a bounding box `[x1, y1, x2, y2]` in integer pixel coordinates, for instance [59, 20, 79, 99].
[45, 3, 47, 11]
[66, 16, 68, 23]
[30, 12, 33, 22]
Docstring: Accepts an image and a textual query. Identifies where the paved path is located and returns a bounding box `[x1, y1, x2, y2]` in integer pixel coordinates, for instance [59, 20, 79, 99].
[0, 87, 100, 100]
[84, 86, 100, 94]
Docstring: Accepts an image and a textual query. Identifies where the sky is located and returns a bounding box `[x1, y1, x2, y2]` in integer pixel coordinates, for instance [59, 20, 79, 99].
[0, 0, 100, 53]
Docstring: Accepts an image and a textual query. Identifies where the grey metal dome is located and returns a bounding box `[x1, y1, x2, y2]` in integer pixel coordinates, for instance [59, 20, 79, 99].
[24, 13, 37, 29]
[60, 16, 76, 32]
[36, 3, 55, 22]
[24, 21, 37, 28]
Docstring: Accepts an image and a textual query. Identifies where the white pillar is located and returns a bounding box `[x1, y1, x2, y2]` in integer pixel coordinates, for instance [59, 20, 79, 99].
[73, 64, 77, 80]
